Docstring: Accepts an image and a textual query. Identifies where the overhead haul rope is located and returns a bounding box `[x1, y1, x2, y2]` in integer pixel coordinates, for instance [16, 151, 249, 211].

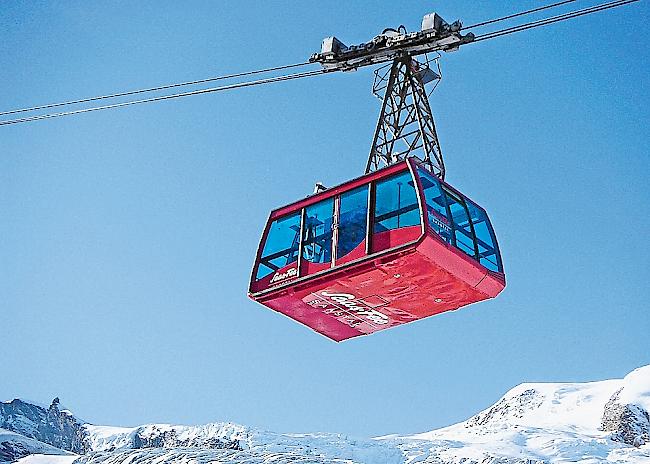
[0, 0, 640, 127]
[0, 61, 312, 117]
[0, 69, 327, 126]
[472, 0, 640, 43]
[461, 0, 578, 30]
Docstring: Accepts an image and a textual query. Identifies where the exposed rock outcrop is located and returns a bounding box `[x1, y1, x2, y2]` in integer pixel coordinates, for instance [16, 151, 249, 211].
[130, 425, 242, 451]
[0, 398, 90, 454]
[602, 388, 650, 447]
[465, 388, 544, 428]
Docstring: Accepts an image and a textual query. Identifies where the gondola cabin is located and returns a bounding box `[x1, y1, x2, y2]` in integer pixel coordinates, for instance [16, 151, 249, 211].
[249, 158, 505, 341]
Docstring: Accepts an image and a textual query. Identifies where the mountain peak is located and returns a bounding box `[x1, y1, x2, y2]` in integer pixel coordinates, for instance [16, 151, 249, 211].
[50, 398, 60, 409]
[4, 365, 650, 464]
[0, 396, 89, 456]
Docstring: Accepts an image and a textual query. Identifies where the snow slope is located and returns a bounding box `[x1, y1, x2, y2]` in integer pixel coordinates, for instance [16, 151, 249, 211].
[15, 457, 77, 464]
[4, 365, 649, 464]
[83, 422, 401, 463]
[390, 365, 650, 463]
[0, 429, 72, 464]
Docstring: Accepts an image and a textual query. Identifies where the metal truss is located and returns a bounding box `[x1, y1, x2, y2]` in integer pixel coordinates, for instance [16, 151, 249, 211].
[366, 55, 445, 179]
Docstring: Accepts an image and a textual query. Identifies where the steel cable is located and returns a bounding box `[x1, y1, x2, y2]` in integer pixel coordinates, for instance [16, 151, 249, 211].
[0, 61, 312, 117]
[461, 0, 578, 30]
[0, 0, 641, 127]
[0, 69, 326, 126]
[472, 0, 639, 43]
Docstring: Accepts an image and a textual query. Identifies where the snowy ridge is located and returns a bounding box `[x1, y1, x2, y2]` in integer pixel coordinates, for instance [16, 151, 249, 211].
[0, 429, 72, 464]
[0, 399, 87, 455]
[5, 365, 650, 464]
[84, 422, 245, 451]
[84, 422, 401, 463]
[390, 365, 650, 463]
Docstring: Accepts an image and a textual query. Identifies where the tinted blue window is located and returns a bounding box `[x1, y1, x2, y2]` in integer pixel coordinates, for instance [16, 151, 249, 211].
[373, 171, 420, 233]
[302, 198, 334, 264]
[256, 212, 301, 280]
[444, 190, 477, 259]
[337, 186, 368, 259]
[417, 168, 452, 244]
[466, 200, 501, 272]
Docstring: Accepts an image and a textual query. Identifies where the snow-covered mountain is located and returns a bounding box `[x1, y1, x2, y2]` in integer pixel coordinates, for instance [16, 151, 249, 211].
[0, 398, 88, 455]
[390, 364, 650, 463]
[3, 365, 649, 464]
[0, 429, 73, 463]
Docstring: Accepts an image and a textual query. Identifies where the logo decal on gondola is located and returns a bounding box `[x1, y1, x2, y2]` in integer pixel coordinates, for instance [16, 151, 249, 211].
[270, 267, 298, 284]
[431, 215, 451, 233]
[317, 291, 389, 325]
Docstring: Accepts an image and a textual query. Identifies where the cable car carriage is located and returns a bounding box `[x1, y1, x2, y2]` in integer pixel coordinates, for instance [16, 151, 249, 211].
[250, 19, 505, 341]
[249, 158, 504, 341]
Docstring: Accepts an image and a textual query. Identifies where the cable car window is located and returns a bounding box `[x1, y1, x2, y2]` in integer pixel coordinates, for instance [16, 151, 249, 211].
[416, 168, 452, 243]
[256, 212, 301, 280]
[302, 198, 334, 264]
[443, 190, 477, 259]
[466, 200, 501, 272]
[337, 186, 368, 260]
[373, 171, 420, 234]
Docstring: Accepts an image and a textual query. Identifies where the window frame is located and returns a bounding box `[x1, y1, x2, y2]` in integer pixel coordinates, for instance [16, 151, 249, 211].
[465, 199, 503, 272]
[369, 167, 425, 253]
[415, 166, 453, 243]
[251, 161, 439, 295]
[412, 161, 504, 273]
[253, 210, 302, 281]
[442, 186, 480, 259]
[300, 196, 336, 268]
[334, 184, 369, 263]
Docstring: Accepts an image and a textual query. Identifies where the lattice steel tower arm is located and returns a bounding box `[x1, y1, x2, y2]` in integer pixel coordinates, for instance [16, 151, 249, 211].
[310, 12, 474, 179]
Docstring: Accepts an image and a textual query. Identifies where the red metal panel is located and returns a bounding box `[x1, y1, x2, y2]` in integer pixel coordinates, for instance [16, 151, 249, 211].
[416, 228, 486, 288]
[250, 229, 505, 342]
[249, 157, 505, 340]
[475, 270, 506, 297]
[371, 226, 422, 254]
[301, 260, 331, 277]
[334, 240, 366, 265]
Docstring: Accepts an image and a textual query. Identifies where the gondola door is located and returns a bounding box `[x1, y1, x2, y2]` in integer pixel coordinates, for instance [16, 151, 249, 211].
[300, 196, 335, 277]
[333, 185, 369, 266]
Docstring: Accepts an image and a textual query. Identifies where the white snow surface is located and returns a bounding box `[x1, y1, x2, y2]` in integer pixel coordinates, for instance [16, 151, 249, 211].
[83, 422, 401, 463]
[0, 429, 73, 463]
[5, 365, 650, 463]
[15, 457, 77, 464]
[618, 365, 650, 412]
[390, 365, 650, 463]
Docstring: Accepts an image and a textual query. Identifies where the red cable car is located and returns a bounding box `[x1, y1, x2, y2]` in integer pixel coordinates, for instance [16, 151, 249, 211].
[248, 158, 505, 341]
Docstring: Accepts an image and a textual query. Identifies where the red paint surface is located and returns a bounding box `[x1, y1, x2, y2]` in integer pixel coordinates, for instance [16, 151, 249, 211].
[250, 228, 505, 342]
[371, 225, 421, 253]
[249, 159, 505, 341]
[334, 239, 366, 266]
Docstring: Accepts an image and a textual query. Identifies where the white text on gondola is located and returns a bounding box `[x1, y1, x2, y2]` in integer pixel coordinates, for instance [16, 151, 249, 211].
[319, 291, 389, 325]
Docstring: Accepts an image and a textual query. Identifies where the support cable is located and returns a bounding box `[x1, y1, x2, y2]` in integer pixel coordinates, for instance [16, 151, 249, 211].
[473, 0, 639, 43]
[0, 69, 326, 126]
[461, 0, 578, 30]
[0, 0, 640, 127]
[0, 61, 312, 117]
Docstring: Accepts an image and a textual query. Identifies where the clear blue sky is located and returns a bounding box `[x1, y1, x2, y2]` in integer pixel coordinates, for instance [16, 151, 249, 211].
[1, 1, 648, 437]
